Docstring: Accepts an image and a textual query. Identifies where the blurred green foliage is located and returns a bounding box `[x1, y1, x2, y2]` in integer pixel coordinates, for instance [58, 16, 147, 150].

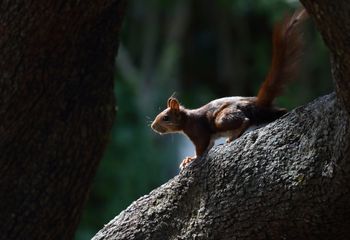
[76, 0, 332, 239]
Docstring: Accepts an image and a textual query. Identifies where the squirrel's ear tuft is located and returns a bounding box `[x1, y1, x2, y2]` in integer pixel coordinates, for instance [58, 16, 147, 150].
[167, 97, 172, 107]
[167, 92, 177, 107]
[167, 97, 180, 110]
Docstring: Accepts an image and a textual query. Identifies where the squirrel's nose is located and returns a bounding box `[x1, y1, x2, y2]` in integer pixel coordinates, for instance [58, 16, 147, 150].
[150, 121, 155, 130]
[150, 121, 166, 134]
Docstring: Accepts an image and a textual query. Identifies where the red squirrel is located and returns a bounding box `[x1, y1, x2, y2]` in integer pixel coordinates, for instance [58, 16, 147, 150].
[151, 8, 307, 169]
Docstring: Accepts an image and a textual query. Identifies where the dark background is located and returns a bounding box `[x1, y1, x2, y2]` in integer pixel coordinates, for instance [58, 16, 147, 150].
[75, 0, 332, 238]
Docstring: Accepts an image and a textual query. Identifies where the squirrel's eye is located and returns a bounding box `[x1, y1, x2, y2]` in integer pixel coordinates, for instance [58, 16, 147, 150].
[162, 115, 170, 121]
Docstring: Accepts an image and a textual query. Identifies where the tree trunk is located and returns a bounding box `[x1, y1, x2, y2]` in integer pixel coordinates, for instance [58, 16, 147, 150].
[0, 1, 126, 239]
[93, 1, 350, 240]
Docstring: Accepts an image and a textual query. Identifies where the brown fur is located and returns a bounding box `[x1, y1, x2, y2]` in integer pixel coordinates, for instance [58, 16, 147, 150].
[151, 8, 307, 169]
[256, 8, 307, 107]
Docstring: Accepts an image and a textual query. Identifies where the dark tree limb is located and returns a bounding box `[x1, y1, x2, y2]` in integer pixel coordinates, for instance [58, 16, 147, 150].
[94, 94, 350, 240]
[300, 0, 350, 112]
[93, 1, 350, 240]
[0, 1, 126, 239]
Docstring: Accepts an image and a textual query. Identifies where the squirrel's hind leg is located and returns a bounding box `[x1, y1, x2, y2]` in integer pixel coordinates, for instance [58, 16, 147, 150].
[215, 109, 251, 143]
[226, 118, 250, 143]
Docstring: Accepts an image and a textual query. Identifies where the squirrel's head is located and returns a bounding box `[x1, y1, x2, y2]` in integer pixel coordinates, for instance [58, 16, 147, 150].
[151, 97, 185, 134]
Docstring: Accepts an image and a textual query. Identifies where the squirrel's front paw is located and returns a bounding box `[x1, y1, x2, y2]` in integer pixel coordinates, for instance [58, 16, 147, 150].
[180, 156, 196, 170]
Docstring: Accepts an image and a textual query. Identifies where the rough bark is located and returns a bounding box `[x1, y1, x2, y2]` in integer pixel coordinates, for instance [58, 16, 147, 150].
[0, 1, 126, 239]
[300, 1, 350, 113]
[93, 1, 350, 240]
[94, 94, 350, 240]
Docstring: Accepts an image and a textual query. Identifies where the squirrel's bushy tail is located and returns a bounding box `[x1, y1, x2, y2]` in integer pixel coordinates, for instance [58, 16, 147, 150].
[256, 8, 308, 107]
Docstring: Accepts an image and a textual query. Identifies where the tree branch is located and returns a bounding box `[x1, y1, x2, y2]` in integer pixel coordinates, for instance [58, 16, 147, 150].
[93, 94, 350, 240]
[301, 1, 350, 113]
[93, 1, 350, 239]
[0, 1, 126, 239]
